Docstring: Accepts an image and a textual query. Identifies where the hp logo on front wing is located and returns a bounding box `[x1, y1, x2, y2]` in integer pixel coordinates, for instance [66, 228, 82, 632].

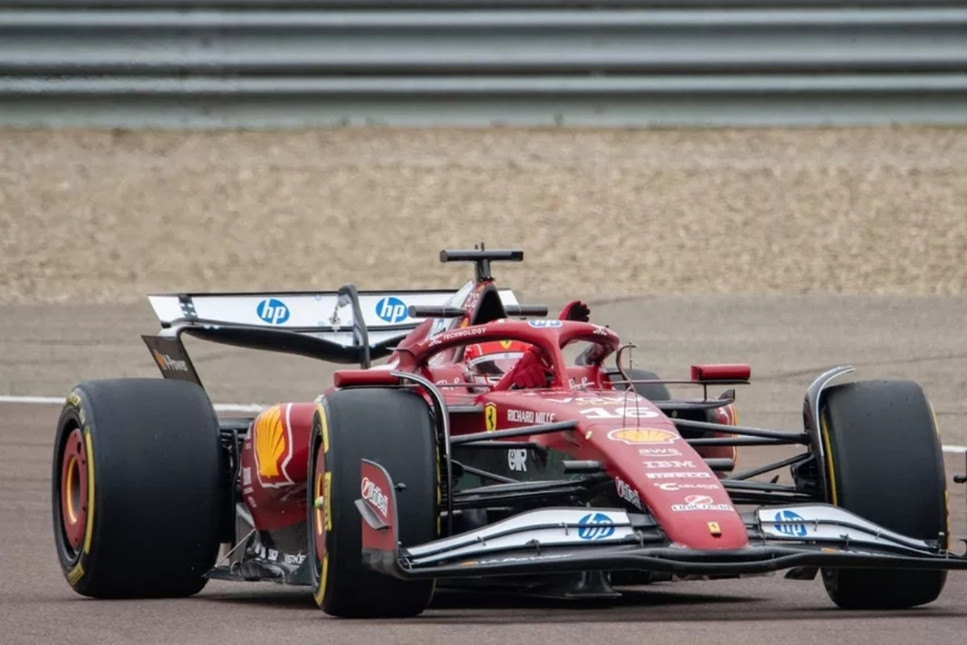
[576, 512, 615, 540]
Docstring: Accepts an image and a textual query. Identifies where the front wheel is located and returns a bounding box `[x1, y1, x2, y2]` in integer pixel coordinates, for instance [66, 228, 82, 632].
[819, 379, 948, 609]
[308, 388, 439, 618]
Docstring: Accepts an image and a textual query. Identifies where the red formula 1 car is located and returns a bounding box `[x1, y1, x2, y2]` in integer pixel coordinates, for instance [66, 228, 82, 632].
[52, 247, 967, 617]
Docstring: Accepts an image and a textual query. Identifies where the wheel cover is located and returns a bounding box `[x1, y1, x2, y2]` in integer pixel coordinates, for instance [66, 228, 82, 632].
[59, 428, 88, 555]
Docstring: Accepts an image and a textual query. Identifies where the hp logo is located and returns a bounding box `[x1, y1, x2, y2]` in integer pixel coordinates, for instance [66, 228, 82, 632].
[256, 298, 290, 325]
[527, 320, 563, 328]
[576, 512, 615, 541]
[375, 297, 408, 323]
[774, 509, 808, 537]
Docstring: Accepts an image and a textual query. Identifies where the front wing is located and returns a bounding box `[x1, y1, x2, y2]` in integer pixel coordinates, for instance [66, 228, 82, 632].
[356, 460, 967, 580]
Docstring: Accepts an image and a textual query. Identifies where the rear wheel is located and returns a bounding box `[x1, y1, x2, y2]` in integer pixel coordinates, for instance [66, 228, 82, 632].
[819, 380, 948, 609]
[52, 379, 223, 598]
[308, 388, 439, 618]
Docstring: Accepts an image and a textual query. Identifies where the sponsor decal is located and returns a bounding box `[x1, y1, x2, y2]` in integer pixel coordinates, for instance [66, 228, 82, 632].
[429, 326, 486, 346]
[656, 482, 721, 491]
[67, 562, 84, 586]
[67, 391, 82, 408]
[375, 296, 408, 324]
[242, 467, 252, 486]
[608, 428, 678, 445]
[255, 546, 304, 565]
[459, 553, 568, 567]
[582, 406, 660, 420]
[638, 447, 682, 456]
[615, 477, 643, 510]
[506, 409, 556, 424]
[577, 512, 616, 540]
[671, 494, 734, 512]
[528, 320, 563, 328]
[152, 349, 189, 373]
[773, 509, 808, 537]
[284, 553, 307, 565]
[646, 471, 712, 479]
[499, 339, 514, 349]
[361, 476, 389, 517]
[256, 298, 290, 325]
[643, 460, 696, 469]
[252, 404, 296, 487]
[484, 402, 498, 431]
[507, 449, 528, 472]
[686, 495, 714, 506]
[670, 503, 733, 512]
[568, 376, 592, 389]
[546, 395, 637, 405]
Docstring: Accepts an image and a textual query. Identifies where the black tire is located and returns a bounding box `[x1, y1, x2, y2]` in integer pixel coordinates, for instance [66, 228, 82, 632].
[308, 388, 438, 618]
[819, 380, 948, 609]
[51, 379, 223, 598]
[609, 368, 671, 402]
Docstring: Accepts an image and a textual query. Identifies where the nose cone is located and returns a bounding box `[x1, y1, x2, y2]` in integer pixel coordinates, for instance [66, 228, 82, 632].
[586, 424, 748, 550]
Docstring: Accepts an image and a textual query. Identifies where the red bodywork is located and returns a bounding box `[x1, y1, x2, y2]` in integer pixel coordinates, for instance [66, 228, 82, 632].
[241, 281, 746, 550]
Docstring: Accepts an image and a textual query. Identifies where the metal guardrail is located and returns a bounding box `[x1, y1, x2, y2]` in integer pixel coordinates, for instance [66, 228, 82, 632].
[1, 3, 965, 127]
[7, 1, 963, 7]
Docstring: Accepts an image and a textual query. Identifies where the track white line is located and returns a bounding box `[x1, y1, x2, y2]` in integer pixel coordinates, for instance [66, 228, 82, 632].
[2, 394, 964, 453]
[0, 394, 265, 414]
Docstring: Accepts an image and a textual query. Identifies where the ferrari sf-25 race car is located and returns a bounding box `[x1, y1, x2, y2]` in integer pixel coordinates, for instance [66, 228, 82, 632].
[52, 247, 967, 617]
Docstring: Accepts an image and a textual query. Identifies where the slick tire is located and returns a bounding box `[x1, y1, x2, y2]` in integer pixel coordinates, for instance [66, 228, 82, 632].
[819, 380, 948, 609]
[52, 379, 223, 598]
[309, 388, 438, 618]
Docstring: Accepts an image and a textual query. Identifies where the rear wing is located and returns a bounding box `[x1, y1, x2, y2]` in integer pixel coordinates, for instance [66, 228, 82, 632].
[142, 284, 520, 388]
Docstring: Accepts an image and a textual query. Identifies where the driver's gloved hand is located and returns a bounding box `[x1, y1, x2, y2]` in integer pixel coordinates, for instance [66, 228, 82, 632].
[503, 346, 553, 389]
[559, 300, 590, 322]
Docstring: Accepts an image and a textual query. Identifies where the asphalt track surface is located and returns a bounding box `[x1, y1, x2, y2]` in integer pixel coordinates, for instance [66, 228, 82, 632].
[2, 296, 967, 644]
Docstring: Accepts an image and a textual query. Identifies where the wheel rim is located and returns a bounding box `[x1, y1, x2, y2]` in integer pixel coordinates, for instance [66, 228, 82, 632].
[311, 442, 329, 605]
[59, 428, 88, 556]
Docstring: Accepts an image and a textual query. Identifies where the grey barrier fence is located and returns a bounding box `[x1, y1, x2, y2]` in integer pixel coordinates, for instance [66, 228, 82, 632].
[0, 2, 965, 127]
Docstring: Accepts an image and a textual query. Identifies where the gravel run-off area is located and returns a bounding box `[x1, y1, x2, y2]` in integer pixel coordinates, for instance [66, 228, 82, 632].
[1, 127, 965, 303]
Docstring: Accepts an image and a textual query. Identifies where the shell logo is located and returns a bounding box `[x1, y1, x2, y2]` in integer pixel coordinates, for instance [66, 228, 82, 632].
[253, 404, 295, 487]
[607, 427, 678, 445]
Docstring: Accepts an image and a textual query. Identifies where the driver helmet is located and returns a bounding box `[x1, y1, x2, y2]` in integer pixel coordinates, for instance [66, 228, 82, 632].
[464, 340, 530, 384]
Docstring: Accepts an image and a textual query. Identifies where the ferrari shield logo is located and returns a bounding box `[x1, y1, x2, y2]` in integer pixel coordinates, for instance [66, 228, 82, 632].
[485, 403, 498, 432]
[607, 428, 678, 445]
